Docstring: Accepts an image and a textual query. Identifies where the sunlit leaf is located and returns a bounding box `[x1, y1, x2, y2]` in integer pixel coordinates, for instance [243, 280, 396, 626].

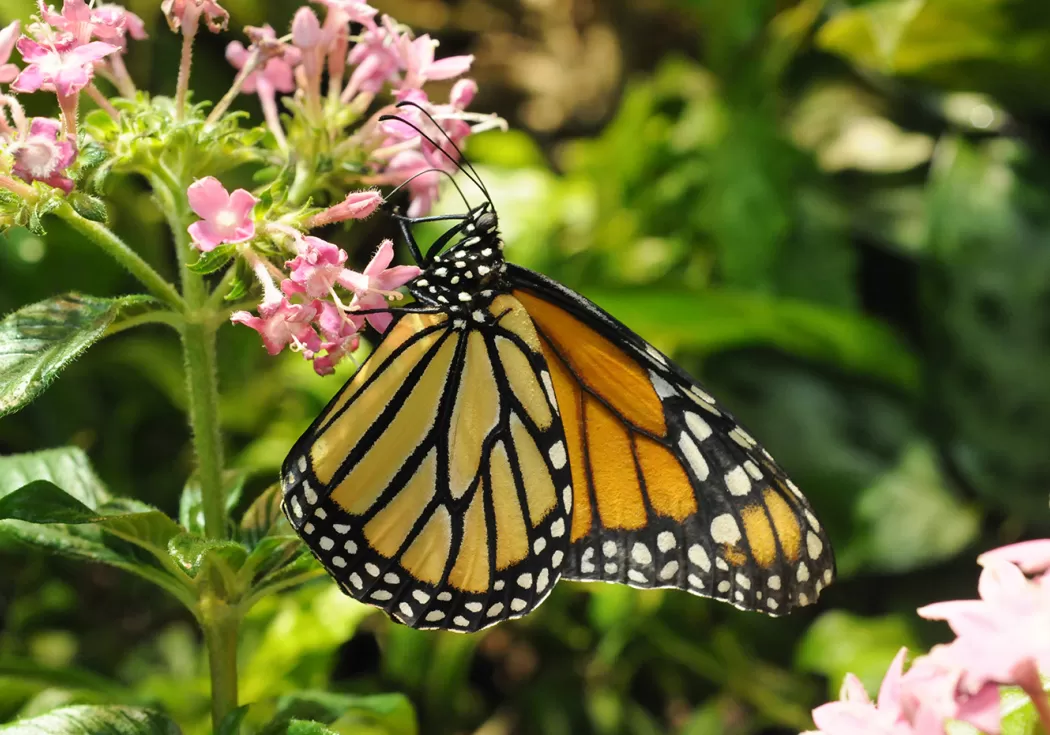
[267, 692, 417, 735]
[0, 293, 155, 417]
[0, 705, 182, 734]
[179, 471, 245, 535]
[0, 447, 109, 509]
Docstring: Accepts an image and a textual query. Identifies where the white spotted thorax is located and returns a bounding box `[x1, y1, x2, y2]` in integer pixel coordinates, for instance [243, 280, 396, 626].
[407, 210, 507, 323]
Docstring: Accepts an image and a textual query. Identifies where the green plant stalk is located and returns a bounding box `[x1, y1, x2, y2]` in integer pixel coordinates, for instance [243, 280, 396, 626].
[53, 203, 185, 311]
[199, 596, 239, 731]
[161, 176, 240, 729]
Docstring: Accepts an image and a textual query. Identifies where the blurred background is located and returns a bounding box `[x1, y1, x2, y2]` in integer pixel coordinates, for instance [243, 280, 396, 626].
[3, 0, 1050, 732]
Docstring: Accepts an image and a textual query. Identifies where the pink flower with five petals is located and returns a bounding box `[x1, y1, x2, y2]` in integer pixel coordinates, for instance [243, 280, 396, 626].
[338, 238, 421, 332]
[12, 36, 118, 96]
[400, 34, 473, 90]
[8, 117, 77, 192]
[186, 177, 259, 251]
[284, 236, 348, 298]
[230, 298, 322, 356]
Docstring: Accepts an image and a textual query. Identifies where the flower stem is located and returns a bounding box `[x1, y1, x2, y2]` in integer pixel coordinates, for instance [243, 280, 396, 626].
[199, 596, 239, 732]
[54, 203, 185, 311]
[175, 9, 201, 121]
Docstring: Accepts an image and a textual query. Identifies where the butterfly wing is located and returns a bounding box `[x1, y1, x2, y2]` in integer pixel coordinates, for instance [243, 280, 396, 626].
[281, 301, 572, 632]
[507, 265, 835, 615]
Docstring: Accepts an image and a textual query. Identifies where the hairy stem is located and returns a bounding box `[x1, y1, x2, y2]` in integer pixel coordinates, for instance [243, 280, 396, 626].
[175, 9, 201, 121]
[54, 203, 185, 310]
[199, 596, 239, 732]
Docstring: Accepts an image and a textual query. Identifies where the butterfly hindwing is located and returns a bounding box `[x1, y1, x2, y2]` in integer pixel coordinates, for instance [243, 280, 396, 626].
[507, 264, 835, 616]
[281, 300, 572, 632]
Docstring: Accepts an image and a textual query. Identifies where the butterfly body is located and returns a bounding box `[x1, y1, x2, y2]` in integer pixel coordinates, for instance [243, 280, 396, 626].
[281, 163, 834, 632]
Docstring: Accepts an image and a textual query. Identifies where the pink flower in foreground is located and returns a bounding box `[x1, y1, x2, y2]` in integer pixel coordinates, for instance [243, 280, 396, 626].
[0, 21, 20, 84]
[897, 648, 1001, 735]
[186, 177, 258, 251]
[338, 238, 421, 332]
[8, 117, 77, 192]
[807, 649, 914, 735]
[231, 298, 322, 356]
[37, 0, 144, 44]
[12, 37, 118, 96]
[284, 236, 348, 298]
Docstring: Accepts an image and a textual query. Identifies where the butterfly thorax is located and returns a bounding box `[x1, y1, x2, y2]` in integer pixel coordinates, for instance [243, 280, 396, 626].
[407, 211, 508, 315]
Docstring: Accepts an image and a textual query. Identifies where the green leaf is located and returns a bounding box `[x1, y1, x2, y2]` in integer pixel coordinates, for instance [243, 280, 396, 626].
[240, 484, 289, 546]
[0, 705, 182, 734]
[841, 441, 980, 574]
[216, 706, 251, 735]
[0, 293, 155, 417]
[188, 245, 235, 275]
[265, 692, 417, 735]
[166, 532, 249, 587]
[179, 471, 245, 534]
[587, 288, 919, 390]
[286, 722, 337, 735]
[68, 193, 108, 223]
[796, 611, 920, 698]
[0, 447, 110, 509]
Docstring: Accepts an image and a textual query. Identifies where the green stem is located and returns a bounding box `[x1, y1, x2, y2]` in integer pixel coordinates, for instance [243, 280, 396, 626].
[288, 160, 314, 206]
[54, 203, 185, 311]
[200, 597, 239, 731]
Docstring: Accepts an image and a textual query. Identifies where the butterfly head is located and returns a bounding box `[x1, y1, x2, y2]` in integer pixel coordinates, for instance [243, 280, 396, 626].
[407, 204, 507, 311]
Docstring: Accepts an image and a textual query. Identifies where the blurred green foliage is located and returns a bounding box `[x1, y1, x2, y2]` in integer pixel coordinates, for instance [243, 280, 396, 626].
[3, 0, 1050, 732]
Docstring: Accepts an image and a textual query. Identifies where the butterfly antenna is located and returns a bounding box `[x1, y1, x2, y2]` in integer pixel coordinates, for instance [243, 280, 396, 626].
[384, 166, 472, 214]
[394, 101, 493, 203]
[378, 112, 492, 208]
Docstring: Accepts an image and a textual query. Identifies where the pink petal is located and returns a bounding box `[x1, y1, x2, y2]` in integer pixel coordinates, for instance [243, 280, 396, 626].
[29, 118, 62, 139]
[54, 65, 92, 97]
[956, 683, 1001, 735]
[225, 40, 250, 69]
[839, 674, 872, 704]
[227, 188, 259, 221]
[66, 41, 120, 65]
[977, 559, 1031, 602]
[188, 221, 225, 252]
[14, 37, 47, 62]
[0, 64, 18, 84]
[877, 648, 909, 712]
[979, 540, 1050, 575]
[0, 20, 20, 64]
[450, 78, 477, 109]
[187, 177, 231, 220]
[11, 65, 44, 93]
[374, 264, 422, 291]
[811, 702, 880, 735]
[363, 239, 395, 277]
[426, 54, 475, 80]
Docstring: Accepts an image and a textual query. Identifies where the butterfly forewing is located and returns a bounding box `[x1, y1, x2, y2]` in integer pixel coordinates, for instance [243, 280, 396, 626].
[281, 300, 572, 632]
[507, 265, 835, 615]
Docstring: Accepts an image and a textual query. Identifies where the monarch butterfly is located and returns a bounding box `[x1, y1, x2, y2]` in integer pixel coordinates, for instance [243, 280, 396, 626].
[280, 104, 834, 632]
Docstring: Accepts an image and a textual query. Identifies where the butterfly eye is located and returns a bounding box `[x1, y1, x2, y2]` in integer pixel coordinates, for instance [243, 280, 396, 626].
[476, 212, 498, 234]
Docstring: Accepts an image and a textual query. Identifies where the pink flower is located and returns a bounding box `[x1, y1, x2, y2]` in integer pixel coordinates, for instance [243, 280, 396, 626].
[91, 5, 148, 43]
[400, 34, 473, 90]
[338, 238, 421, 332]
[808, 649, 915, 735]
[897, 649, 1001, 735]
[382, 149, 441, 217]
[307, 189, 383, 228]
[161, 0, 229, 33]
[231, 297, 322, 356]
[12, 37, 118, 96]
[312, 0, 378, 26]
[186, 177, 258, 251]
[284, 236, 348, 298]
[8, 117, 77, 192]
[978, 540, 1050, 575]
[225, 31, 297, 96]
[344, 16, 406, 99]
[0, 22, 20, 84]
[37, 0, 144, 44]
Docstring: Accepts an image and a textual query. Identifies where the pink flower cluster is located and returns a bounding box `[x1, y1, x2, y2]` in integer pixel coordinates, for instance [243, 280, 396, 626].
[0, 0, 147, 191]
[807, 540, 1050, 735]
[187, 178, 418, 374]
[225, 0, 496, 217]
